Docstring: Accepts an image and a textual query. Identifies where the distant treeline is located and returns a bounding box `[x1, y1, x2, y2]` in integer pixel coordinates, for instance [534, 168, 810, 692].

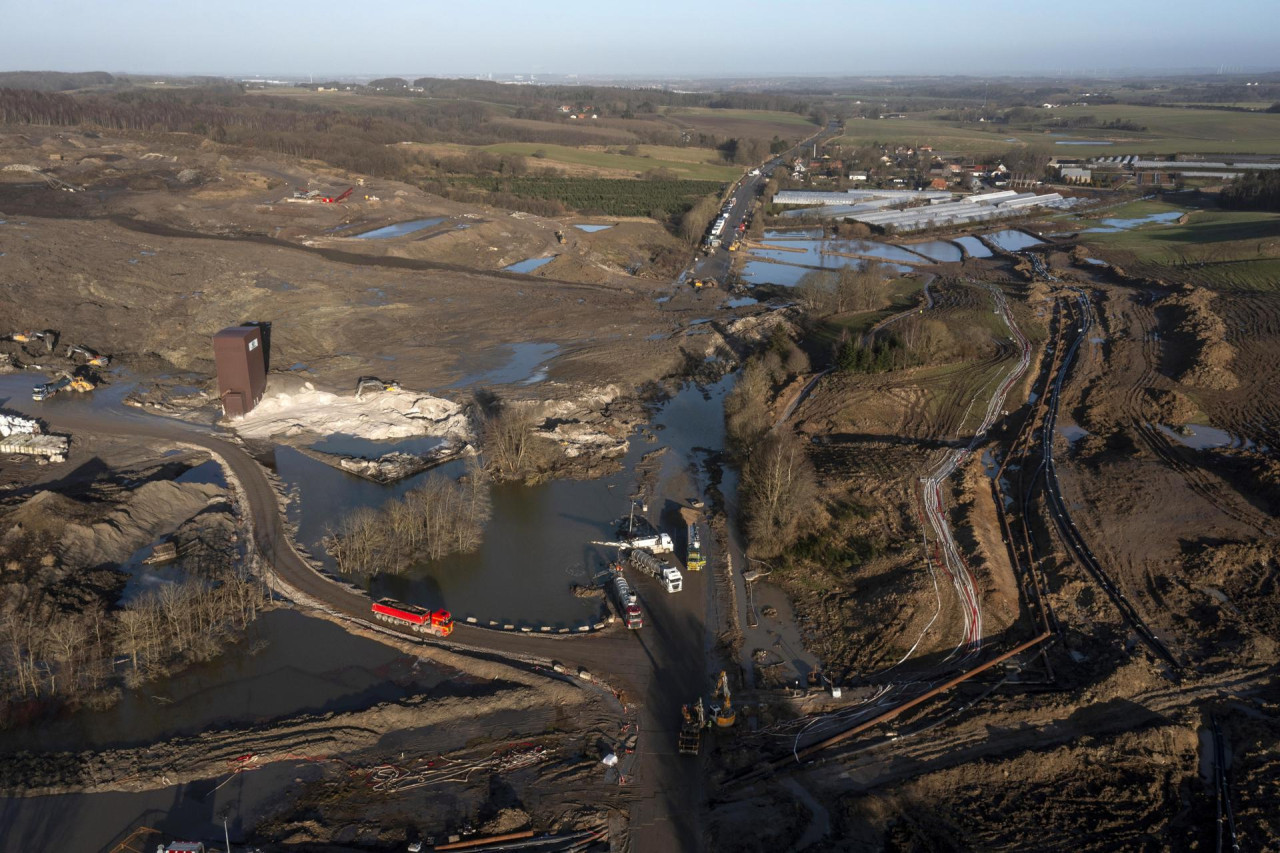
[1220, 170, 1280, 212]
[0, 70, 117, 91]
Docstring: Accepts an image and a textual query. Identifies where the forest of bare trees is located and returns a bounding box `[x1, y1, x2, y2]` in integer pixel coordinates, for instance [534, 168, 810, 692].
[326, 465, 491, 575]
[0, 561, 270, 718]
[725, 333, 819, 557]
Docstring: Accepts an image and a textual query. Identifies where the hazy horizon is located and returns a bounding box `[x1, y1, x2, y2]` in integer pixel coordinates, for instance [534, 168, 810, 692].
[5, 0, 1279, 79]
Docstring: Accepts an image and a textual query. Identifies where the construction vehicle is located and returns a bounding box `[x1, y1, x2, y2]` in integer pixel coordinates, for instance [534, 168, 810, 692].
[678, 698, 705, 755]
[321, 187, 354, 204]
[686, 525, 706, 571]
[554, 230, 566, 244]
[371, 598, 454, 637]
[622, 531, 674, 554]
[356, 376, 402, 401]
[629, 549, 683, 593]
[728, 239, 742, 252]
[65, 343, 111, 367]
[611, 574, 643, 629]
[32, 371, 94, 401]
[630, 549, 683, 592]
[713, 670, 736, 728]
[7, 329, 58, 352]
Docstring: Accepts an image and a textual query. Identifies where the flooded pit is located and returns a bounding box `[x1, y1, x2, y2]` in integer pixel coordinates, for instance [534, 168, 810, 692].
[447, 341, 560, 388]
[953, 236, 992, 258]
[983, 230, 1043, 252]
[503, 256, 556, 274]
[351, 217, 447, 239]
[573, 224, 613, 232]
[904, 240, 964, 263]
[269, 378, 734, 629]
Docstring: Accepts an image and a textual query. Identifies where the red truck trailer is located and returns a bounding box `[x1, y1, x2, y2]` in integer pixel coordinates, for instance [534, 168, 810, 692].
[371, 598, 454, 637]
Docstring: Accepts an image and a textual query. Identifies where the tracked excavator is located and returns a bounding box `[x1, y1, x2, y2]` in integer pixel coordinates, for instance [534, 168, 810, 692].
[6, 330, 58, 352]
[65, 344, 111, 367]
[713, 670, 736, 728]
[356, 376, 402, 401]
[678, 697, 706, 755]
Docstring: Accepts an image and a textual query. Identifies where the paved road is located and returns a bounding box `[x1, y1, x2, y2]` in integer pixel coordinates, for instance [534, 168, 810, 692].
[20, 394, 716, 852]
[689, 121, 841, 287]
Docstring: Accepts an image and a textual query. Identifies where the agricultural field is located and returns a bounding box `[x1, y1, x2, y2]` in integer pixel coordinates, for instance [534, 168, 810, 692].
[1078, 206, 1280, 291]
[477, 142, 742, 181]
[1037, 104, 1280, 155]
[464, 175, 725, 217]
[831, 104, 1280, 158]
[831, 117, 1037, 154]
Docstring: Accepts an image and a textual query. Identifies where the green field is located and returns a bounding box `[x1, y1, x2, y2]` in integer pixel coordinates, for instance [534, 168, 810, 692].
[464, 176, 724, 217]
[479, 142, 742, 181]
[832, 105, 1280, 157]
[1082, 208, 1280, 291]
[831, 118, 1026, 154]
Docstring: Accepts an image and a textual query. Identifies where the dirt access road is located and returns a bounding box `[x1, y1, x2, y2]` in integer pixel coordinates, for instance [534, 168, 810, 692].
[33, 402, 717, 851]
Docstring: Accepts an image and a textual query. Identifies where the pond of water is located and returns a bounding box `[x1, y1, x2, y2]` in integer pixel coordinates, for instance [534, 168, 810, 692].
[0, 609, 449, 754]
[271, 379, 733, 629]
[311, 433, 448, 458]
[352, 217, 447, 239]
[1158, 423, 1247, 450]
[574, 224, 613, 232]
[1058, 423, 1090, 443]
[1081, 211, 1184, 233]
[984, 230, 1043, 252]
[904, 240, 964, 263]
[725, 296, 759, 308]
[740, 258, 912, 288]
[763, 228, 823, 240]
[447, 341, 560, 388]
[953, 236, 993, 258]
[503, 256, 556, 274]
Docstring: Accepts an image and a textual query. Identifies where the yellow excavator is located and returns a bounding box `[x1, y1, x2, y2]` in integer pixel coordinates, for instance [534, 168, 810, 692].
[356, 376, 402, 401]
[65, 343, 111, 367]
[7, 329, 58, 352]
[714, 670, 736, 728]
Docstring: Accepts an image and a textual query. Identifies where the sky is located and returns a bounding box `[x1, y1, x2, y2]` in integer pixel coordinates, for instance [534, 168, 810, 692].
[2, 0, 1277, 78]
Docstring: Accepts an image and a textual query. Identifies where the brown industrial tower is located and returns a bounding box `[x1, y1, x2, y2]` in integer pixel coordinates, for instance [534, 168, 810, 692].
[213, 325, 267, 417]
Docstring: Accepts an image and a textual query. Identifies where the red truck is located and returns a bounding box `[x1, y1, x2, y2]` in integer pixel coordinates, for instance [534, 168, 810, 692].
[371, 598, 454, 637]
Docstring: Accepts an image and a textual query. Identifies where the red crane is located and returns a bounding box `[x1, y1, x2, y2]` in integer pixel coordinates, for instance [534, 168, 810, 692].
[321, 187, 353, 204]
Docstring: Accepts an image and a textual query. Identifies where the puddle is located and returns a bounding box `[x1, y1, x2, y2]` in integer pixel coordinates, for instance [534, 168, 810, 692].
[763, 228, 823, 239]
[574, 224, 613, 232]
[646, 332, 667, 340]
[1058, 423, 1090, 443]
[1081, 211, 1184, 233]
[740, 258, 912, 287]
[503, 256, 556, 274]
[654, 296, 671, 304]
[255, 276, 296, 292]
[984, 230, 1043, 252]
[351, 217, 446, 239]
[1083, 257, 1108, 266]
[953, 236, 992, 258]
[904, 240, 964, 263]
[1055, 140, 1114, 145]
[448, 341, 560, 388]
[1158, 423, 1246, 450]
[311, 433, 448, 457]
[725, 296, 759, 307]
[751, 239, 922, 266]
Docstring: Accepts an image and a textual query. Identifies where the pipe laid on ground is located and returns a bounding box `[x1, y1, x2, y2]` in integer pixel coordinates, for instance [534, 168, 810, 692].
[789, 631, 1052, 765]
[434, 830, 536, 850]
